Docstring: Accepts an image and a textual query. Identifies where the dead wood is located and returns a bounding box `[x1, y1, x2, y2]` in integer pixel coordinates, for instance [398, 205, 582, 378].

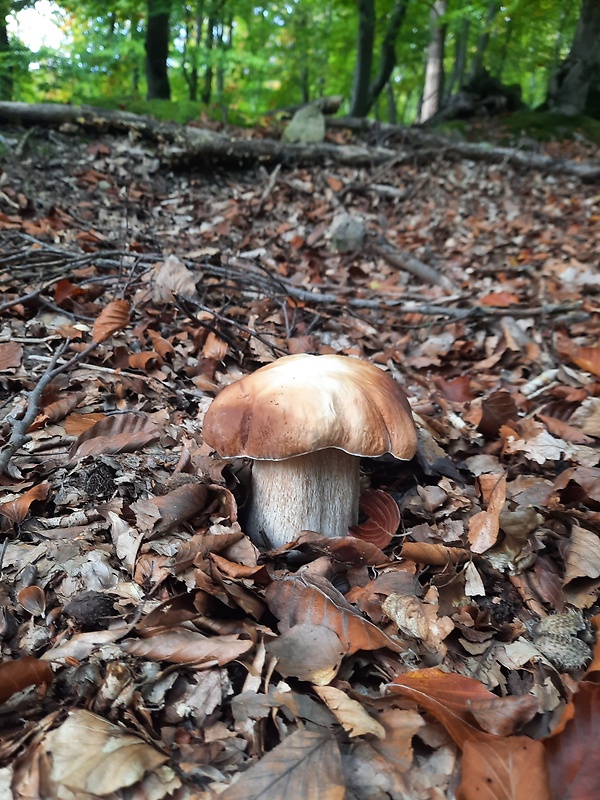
[1, 101, 599, 179]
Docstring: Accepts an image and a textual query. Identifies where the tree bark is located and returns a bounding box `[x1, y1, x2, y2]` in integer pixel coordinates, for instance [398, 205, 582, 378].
[145, 0, 172, 100]
[444, 17, 469, 102]
[2, 101, 600, 180]
[547, 0, 600, 118]
[0, 0, 13, 100]
[349, 0, 376, 117]
[419, 0, 447, 122]
[468, 0, 498, 82]
[366, 0, 408, 113]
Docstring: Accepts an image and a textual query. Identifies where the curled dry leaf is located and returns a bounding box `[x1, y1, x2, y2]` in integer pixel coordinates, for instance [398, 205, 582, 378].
[400, 541, 468, 566]
[63, 411, 105, 436]
[314, 686, 385, 739]
[295, 530, 390, 566]
[0, 482, 50, 524]
[220, 729, 344, 800]
[457, 737, 551, 800]
[131, 483, 208, 537]
[43, 709, 171, 795]
[266, 623, 345, 685]
[17, 585, 46, 616]
[478, 391, 519, 439]
[0, 341, 23, 371]
[68, 412, 160, 462]
[349, 489, 400, 548]
[0, 655, 53, 704]
[389, 668, 538, 745]
[28, 391, 86, 432]
[568, 345, 600, 378]
[147, 329, 175, 359]
[382, 593, 430, 640]
[128, 350, 161, 371]
[92, 298, 130, 343]
[122, 628, 253, 666]
[265, 571, 404, 655]
[468, 473, 507, 554]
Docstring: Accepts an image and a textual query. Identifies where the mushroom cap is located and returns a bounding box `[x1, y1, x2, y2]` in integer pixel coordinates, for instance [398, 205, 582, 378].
[202, 354, 417, 461]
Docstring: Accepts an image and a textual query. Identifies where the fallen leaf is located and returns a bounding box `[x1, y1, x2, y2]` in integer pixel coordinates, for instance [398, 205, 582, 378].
[349, 489, 400, 548]
[92, 298, 130, 342]
[221, 729, 344, 800]
[315, 685, 385, 738]
[544, 681, 600, 800]
[0, 482, 50, 524]
[0, 656, 53, 704]
[0, 341, 23, 371]
[265, 571, 403, 655]
[563, 525, 600, 583]
[68, 412, 160, 462]
[468, 474, 507, 554]
[44, 709, 169, 795]
[266, 624, 345, 685]
[122, 628, 252, 666]
[457, 737, 551, 800]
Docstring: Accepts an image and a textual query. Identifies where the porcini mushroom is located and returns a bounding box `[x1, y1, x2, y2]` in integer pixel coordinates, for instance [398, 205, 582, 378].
[202, 354, 417, 548]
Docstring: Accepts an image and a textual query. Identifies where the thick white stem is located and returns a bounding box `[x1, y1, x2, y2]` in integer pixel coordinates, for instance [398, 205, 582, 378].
[246, 449, 360, 548]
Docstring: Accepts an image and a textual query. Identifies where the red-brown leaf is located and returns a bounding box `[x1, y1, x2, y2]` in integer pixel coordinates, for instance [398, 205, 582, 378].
[0, 482, 50, 524]
[544, 681, 600, 800]
[92, 299, 130, 343]
[0, 656, 53, 704]
[349, 489, 400, 548]
[457, 737, 551, 800]
[121, 628, 252, 666]
[68, 412, 160, 462]
[0, 341, 23, 371]
[265, 572, 403, 655]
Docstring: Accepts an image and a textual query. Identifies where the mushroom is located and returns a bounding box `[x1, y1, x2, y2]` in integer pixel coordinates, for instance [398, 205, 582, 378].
[202, 354, 417, 548]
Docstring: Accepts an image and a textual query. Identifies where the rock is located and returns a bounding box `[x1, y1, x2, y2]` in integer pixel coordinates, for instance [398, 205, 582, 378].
[281, 104, 326, 144]
[328, 213, 366, 253]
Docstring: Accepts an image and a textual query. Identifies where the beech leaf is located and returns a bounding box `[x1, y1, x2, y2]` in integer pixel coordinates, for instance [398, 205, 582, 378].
[68, 411, 160, 462]
[92, 298, 130, 342]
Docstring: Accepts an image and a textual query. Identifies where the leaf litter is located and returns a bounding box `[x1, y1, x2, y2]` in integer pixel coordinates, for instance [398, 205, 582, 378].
[0, 124, 599, 798]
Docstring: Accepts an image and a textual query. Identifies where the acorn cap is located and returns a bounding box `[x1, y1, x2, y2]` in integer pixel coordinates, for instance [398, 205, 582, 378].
[202, 354, 417, 462]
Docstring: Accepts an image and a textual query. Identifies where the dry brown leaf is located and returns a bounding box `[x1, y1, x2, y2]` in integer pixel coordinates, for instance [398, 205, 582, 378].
[63, 411, 106, 436]
[221, 729, 344, 800]
[266, 624, 344, 685]
[265, 571, 404, 655]
[569, 345, 600, 378]
[544, 681, 600, 800]
[563, 525, 600, 583]
[0, 341, 23, 371]
[389, 668, 536, 745]
[349, 489, 400, 548]
[122, 628, 252, 666]
[457, 737, 551, 800]
[0, 482, 50, 524]
[44, 709, 170, 795]
[131, 483, 208, 536]
[294, 530, 390, 566]
[68, 411, 160, 462]
[92, 298, 130, 343]
[128, 350, 161, 370]
[147, 329, 175, 359]
[0, 655, 53, 704]
[314, 686, 385, 738]
[151, 254, 197, 303]
[28, 391, 86, 431]
[538, 413, 594, 445]
[17, 585, 46, 616]
[400, 541, 468, 565]
[202, 331, 229, 360]
[478, 391, 519, 438]
[468, 474, 507, 554]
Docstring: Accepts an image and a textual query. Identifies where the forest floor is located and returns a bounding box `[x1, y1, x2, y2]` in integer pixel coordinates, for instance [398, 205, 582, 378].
[0, 118, 599, 800]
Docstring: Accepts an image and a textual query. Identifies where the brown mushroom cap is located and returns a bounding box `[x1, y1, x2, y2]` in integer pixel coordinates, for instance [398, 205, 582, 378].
[202, 354, 417, 461]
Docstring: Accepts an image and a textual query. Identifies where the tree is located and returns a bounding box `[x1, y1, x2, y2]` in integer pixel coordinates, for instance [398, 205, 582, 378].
[145, 0, 171, 100]
[547, 0, 600, 118]
[419, 0, 446, 122]
[349, 0, 409, 118]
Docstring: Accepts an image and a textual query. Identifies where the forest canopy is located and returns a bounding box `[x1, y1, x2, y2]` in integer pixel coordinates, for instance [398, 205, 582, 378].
[2, 1, 599, 125]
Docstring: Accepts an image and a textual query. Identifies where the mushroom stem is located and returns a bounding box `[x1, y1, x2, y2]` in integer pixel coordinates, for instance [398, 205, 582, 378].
[246, 449, 360, 548]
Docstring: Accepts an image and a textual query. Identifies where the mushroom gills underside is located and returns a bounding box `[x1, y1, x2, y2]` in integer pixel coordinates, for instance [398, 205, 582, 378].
[246, 448, 360, 548]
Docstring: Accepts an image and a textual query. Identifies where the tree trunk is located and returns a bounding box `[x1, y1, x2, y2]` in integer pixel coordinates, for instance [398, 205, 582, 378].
[349, 0, 376, 117]
[419, 0, 447, 122]
[547, 0, 600, 118]
[386, 79, 397, 124]
[444, 17, 469, 102]
[201, 15, 215, 104]
[145, 0, 172, 100]
[0, 0, 13, 101]
[366, 0, 408, 113]
[468, 1, 498, 82]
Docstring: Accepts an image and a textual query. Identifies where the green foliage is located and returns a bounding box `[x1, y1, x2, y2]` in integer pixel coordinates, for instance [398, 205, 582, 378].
[500, 111, 600, 144]
[4, 0, 590, 126]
